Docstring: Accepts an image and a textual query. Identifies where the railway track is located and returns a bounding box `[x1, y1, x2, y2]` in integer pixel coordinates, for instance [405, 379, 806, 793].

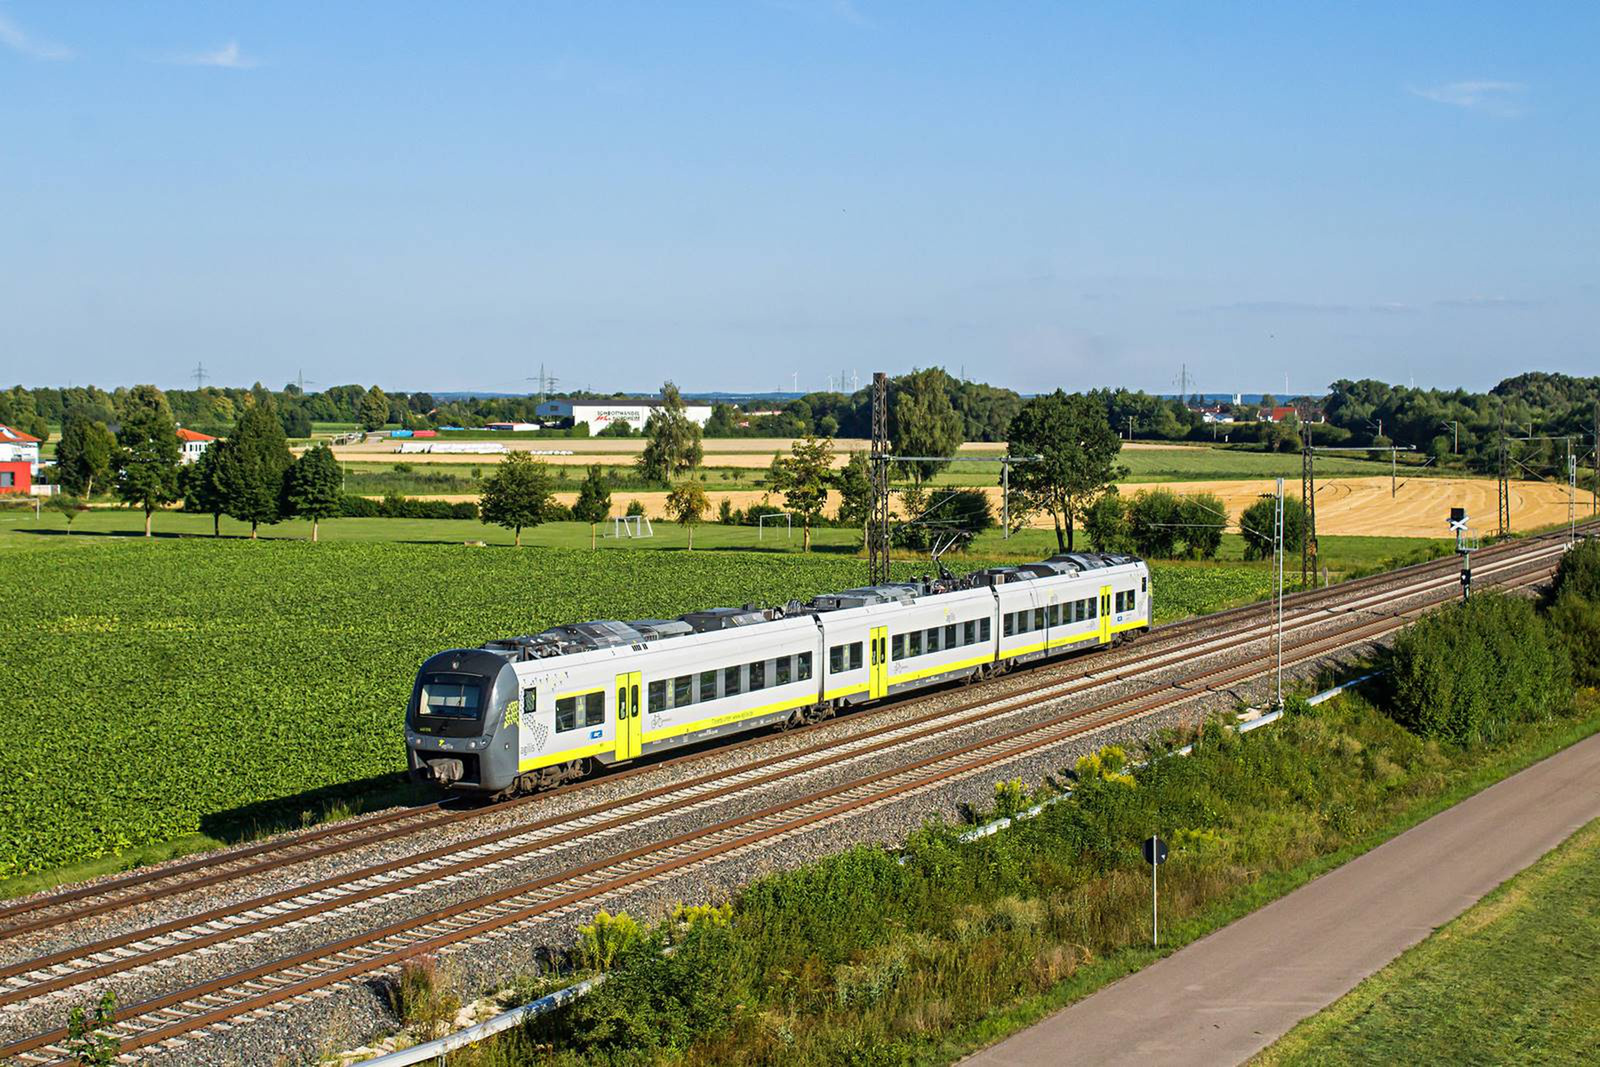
[0, 525, 1572, 947]
[0, 531, 1578, 1065]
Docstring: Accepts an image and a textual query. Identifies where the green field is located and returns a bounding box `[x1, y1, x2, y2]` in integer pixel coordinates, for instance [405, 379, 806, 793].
[0, 526, 1275, 885]
[1259, 816, 1600, 1066]
[934, 446, 1461, 486]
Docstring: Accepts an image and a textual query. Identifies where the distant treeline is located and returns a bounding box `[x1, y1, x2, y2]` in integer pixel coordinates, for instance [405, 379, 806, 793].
[4, 370, 1597, 473]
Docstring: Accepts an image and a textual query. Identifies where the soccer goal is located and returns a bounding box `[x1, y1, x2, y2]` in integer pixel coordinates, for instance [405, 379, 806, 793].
[610, 515, 654, 539]
[758, 512, 794, 541]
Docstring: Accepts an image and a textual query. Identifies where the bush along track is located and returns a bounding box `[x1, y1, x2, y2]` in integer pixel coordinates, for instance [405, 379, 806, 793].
[441, 587, 1600, 1067]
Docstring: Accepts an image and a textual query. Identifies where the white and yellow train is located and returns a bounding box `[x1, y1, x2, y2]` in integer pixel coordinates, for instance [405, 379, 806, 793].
[406, 552, 1151, 795]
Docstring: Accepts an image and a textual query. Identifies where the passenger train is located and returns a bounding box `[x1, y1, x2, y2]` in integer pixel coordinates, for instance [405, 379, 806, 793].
[406, 552, 1151, 796]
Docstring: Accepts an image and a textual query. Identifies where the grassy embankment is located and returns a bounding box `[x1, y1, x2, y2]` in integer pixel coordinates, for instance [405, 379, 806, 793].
[1258, 816, 1600, 1066]
[422, 688, 1600, 1067]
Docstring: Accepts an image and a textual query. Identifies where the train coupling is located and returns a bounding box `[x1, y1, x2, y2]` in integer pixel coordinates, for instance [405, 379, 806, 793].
[419, 757, 465, 785]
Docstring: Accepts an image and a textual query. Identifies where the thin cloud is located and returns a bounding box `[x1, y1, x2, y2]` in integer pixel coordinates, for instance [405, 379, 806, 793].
[1409, 80, 1526, 117]
[1184, 301, 1417, 316]
[169, 41, 259, 69]
[0, 13, 73, 60]
[1434, 296, 1540, 310]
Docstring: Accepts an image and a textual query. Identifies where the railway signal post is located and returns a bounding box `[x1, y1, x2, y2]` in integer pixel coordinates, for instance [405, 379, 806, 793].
[1450, 507, 1475, 602]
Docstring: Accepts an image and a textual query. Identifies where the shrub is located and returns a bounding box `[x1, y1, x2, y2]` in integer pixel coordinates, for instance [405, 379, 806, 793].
[1177, 492, 1225, 559]
[1239, 493, 1308, 561]
[1548, 539, 1600, 605]
[1127, 488, 1182, 559]
[626, 499, 646, 517]
[1548, 592, 1600, 688]
[1386, 593, 1571, 744]
[1083, 490, 1131, 553]
[579, 909, 643, 972]
[387, 956, 460, 1040]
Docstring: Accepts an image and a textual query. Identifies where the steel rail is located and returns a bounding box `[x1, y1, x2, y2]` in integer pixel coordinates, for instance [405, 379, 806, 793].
[0, 546, 1567, 1065]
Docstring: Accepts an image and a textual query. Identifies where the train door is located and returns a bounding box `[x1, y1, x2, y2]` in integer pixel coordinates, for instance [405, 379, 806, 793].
[1098, 586, 1112, 644]
[869, 625, 889, 699]
[614, 670, 642, 760]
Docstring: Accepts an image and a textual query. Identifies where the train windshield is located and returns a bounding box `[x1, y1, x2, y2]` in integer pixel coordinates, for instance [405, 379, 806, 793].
[418, 673, 485, 719]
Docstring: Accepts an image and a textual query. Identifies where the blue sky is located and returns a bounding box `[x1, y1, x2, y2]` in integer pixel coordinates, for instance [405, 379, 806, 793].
[1, 2, 1595, 396]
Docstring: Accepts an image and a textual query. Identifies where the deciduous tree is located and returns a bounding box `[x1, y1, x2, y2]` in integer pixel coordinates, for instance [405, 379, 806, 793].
[767, 435, 834, 550]
[890, 368, 963, 484]
[113, 384, 181, 537]
[572, 464, 613, 549]
[287, 442, 343, 542]
[54, 414, 116, 497]
[665, 480, 709, 549]
[1006, 390, 1125, 551]
[180, 442, 229, 536]
[360, 385, 390, 432]
[637, 382, 704, 484]
[479, 452, 552, 546]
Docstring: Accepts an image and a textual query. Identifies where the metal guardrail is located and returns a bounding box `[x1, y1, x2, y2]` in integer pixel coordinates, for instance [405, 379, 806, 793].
[354, 974, 605, 1066]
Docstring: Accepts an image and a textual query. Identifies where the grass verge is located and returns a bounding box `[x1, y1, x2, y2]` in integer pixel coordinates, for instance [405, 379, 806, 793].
[1255, 815, 1600, 1065]
[443, 689, 1600, 1066]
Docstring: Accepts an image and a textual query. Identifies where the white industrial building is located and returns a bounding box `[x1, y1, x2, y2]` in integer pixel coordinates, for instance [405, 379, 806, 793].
[536, 400, 713, 436]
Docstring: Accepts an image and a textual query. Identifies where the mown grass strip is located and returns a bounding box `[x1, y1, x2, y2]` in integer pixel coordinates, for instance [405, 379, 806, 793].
[1255, 814, 1600, 1066]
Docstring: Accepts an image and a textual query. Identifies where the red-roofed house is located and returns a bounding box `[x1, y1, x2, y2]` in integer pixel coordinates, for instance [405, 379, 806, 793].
[176, 427, 216, 465]
[0, 425, 40, 492]
[1258, 406, 1300, 424]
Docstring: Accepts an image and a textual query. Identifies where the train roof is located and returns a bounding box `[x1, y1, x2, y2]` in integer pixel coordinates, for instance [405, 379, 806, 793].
[479, 552, 1144, 661]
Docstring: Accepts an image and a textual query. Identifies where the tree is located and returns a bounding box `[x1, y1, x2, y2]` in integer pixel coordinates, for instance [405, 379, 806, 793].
[1006, 390, 1125, 551]
[1127, 488, 1183, 559]
[572, 464, 613, 549]
[891, 368, 963, 484]
[114, 384, 181, 537]
[180, 442, 229, 536]
[767, 435, 834, 551]
[47, 494, 87, 534]
[360, 385, 390, 432]
[637, 382, 704, 483]
[665, 480, 709, 549]
[287, 443, 343, 542]
[834, 450, 873, 542]
[1177, 492, 1226, 559]
[1239, 493, 1308, 561]
[479, 452, 552, 546]
[217, 399, 293, 538]
[54, 414, 116, 497]
[1083, 489, 1131, 553]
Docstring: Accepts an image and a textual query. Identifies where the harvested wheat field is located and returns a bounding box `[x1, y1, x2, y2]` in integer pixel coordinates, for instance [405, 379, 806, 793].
[383, 476, 1591, 539]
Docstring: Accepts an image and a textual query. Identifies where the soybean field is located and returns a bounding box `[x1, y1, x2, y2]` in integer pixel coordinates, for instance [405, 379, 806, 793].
[0, 536, 1271, 882]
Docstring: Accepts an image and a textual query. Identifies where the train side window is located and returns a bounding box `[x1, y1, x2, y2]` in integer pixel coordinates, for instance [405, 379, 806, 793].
[750, 660, 767, 690]
[724, 665, 743, 696]
[776, 656, 792, 685]
[1089, 596, 1098, 618]
[909, 630, 923, 656]
[582, 691, 605, 727]
[555, 696, 578, 733]
[522, 689, 537, 714]
[1034, 608, 1045, 631]
[980, 618, 992, 641]
[1003, 613, 1014, 637]
[647, 681, 666, 713]
[673, 675, 693, 707]
[830, 645, 844, 673]
[798, 651, 813, 680]
[700, 670, 718, 702]
[892, 634, 904, 660]
[963, 620, 975, 645]
[926, 627, 941, 653]
[850, 642, 863, 669]
[1142, 576, 1147, 592]
[944, 623, 957, 648]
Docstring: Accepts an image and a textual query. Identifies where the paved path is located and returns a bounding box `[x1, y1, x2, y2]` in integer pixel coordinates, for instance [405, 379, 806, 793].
[964, 730, 1600, 1067]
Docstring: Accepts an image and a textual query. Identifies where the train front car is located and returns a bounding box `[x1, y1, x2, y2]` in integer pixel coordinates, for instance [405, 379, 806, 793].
[406, 647, 522, 793]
